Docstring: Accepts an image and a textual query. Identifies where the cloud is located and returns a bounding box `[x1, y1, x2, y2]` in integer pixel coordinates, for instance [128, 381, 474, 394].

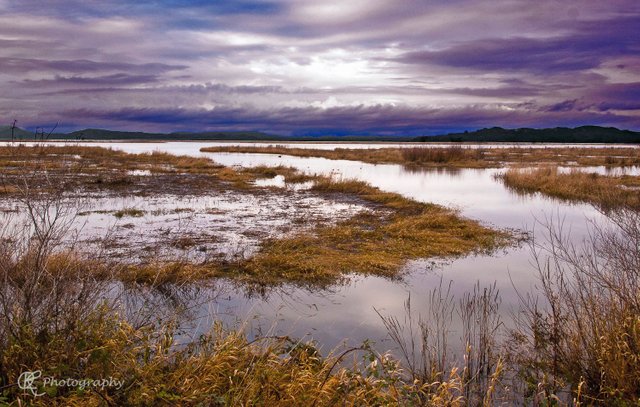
[398, 15, 640, 75]
[57, 102, 639, 136]
[22, 73, 162, 86]
[0, 0, 638, 134]
[0, 57, 187, 75]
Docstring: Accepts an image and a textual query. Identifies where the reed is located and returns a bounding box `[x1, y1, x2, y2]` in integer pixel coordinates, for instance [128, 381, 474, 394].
[401, 146, 485, 163]
[201, 145, 640, 168]
[499, 166, 640, 209]
[509, 209, 640, 404]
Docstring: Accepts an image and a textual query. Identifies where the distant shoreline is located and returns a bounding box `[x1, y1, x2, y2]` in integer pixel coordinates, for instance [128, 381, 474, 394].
[1, 125, 639, 144]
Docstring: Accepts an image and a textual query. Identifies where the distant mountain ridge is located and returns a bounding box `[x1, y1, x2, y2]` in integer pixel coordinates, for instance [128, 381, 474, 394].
[0, 125, 638, 143]
[0, 127, 412, 141]
[0, 125, 33, 139]
[413, 126, 640, 143]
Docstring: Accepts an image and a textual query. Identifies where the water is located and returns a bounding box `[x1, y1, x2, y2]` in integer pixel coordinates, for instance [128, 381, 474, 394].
[32, 140, 640, 150]
[3, 141, 638, 352]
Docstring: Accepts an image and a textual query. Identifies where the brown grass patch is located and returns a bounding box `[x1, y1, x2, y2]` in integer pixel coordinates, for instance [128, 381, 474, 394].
[499, 166, 640, 209]
[401, 146, 485, 164]
[201, 145, 640, 168]
[234, 178, 508, 286]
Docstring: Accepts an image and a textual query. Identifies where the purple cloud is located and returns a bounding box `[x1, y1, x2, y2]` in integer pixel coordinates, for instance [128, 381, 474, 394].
[398, 15, 640, 75]
[0, 0, 638, 134]
[58, 103, 640, 136]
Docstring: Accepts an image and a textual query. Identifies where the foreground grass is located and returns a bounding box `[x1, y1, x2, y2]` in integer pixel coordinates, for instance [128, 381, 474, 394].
[1, 304, 490, 406]
[200, 145, 640, 168]
[3, 211, 638, 405]
[499, 167, 640, 209]
[0, 223, 500, 405]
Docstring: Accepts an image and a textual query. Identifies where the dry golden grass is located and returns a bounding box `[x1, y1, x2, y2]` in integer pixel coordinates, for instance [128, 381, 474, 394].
[236, 178, 508, 286]
[3, 304, 485, 406]
[114, 178, 507, 288]
[0, 184, 20, 194]
[201, 145, 640, 168]
[0, 211, 489, 404]
[509, 209, 640, 404]
[401, 146, 485, 164]
[201, 145, 491, 167]
[500, 167, 640, 209]
[0, 145, 305, 196]
[0, 145, 220, 176]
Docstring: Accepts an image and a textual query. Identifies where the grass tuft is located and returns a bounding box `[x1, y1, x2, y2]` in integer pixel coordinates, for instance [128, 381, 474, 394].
[499, 166, 640, 209]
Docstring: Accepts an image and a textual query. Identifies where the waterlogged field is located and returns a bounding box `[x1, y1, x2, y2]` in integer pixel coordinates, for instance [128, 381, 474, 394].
[1, 141, 639, 405]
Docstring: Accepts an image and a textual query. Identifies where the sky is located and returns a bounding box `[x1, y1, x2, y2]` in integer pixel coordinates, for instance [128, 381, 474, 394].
[1, 0, 639, 136]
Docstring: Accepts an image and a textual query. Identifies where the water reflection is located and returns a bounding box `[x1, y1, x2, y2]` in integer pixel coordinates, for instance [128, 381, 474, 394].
[401, 165, 464, 176]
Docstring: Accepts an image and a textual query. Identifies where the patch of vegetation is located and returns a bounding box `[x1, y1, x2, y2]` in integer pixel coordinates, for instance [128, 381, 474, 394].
[0, 145, 508, 287]
[201, 145, 640, 168]
[508, 209, 640, 404]
[499, 167, 640, 209]
[114, 208, 145, 218]
[114, 176, 508, 288]
[0, 185, 19, 195]
[231, 178, 509, 286]
[401, 145, 485, 164]
[1, 303, 489, 406]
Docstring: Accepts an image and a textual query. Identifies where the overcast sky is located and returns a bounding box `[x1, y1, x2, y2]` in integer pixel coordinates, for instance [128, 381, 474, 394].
[1, 0, 639, 135]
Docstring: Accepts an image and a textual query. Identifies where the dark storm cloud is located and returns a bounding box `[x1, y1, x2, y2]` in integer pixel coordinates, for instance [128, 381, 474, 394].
[545, 100, 580, 113]
[0, 57, 187, 75]
[22, 73, 162, 86]
[61, 103, 639, 135]
[585, 82, 640, 112]
[399, 15, 640, 74]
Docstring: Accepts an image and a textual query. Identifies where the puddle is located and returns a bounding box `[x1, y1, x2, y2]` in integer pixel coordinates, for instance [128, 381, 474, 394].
[127, 169, 152, 176]
[254, 175, 314, 190]
[2, 188, 369, 264]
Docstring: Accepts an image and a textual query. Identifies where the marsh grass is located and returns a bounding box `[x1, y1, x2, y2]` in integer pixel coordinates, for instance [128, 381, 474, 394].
[201, 145, 640, 168]
[509, 209, 640, 404]
[0, 184, 19, 194]
[499, 166, 640, 209]
[114, 208, 145, 218]
[378, 281, 505, 405]
[236, 178, 508, 286]
[401, 146, 485, 164]
[1, 145, 508, 286]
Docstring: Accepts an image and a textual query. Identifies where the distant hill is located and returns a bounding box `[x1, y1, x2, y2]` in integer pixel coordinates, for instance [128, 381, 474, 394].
[69, 129, 283, 141]
[0, 125, 33, 139]
[413, 126, 640, 143]
[1, 125, 638, 143]
[0, 127, 413, 142]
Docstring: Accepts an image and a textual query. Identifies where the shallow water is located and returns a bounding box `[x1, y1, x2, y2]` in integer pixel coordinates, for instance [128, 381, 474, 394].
[31, 140, 640, 150]
[72, 191, 366, 263]
[3, 141, 638, 353]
